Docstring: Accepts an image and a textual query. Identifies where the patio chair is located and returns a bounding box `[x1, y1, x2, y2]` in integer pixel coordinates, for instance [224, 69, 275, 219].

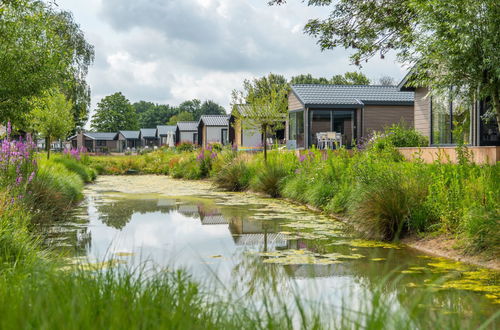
[316, 132, 328, 149]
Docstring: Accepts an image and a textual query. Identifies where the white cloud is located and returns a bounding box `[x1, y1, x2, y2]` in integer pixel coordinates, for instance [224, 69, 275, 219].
[56, 0, 406, 127]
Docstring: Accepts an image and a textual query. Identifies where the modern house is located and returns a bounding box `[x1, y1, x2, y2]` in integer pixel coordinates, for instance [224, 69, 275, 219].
[397, 76, 500, 147]
[69, 132, 119, 153]
[118, 130, 140, 151]
[157, 125, 176, 147]
[230, 105, 263, 149]
[197, 115, 230, 147]
[140, 128, 158, 147]
[175, 121, 198, 144]
[288, 84, 414, 149]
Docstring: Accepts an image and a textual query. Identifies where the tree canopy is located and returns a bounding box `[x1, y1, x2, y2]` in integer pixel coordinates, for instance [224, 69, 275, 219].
[270, 0, 500, 128]
[133, 101, 177, 128]
[0, 0, 94, 128]
[91, 93, 138, 132]
[232, 73, 288, 160]
[29, 89, 74, 158]
[290, 72, 371, 85]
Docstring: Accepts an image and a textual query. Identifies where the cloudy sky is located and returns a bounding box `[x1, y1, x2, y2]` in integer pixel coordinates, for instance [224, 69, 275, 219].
[56, 0, 407, 119]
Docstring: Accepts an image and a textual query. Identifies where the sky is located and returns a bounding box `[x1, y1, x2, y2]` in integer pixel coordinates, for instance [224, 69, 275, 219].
[55, 0, 407, 119]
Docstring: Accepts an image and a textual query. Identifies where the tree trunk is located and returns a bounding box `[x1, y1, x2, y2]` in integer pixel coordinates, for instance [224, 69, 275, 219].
[263, 124, 267, 163]
[492, 87, 500, 132]
[46, 136, 51, 159]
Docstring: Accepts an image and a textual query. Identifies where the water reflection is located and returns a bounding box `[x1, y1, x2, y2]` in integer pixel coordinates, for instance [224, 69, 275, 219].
[40, 192, 499, 327]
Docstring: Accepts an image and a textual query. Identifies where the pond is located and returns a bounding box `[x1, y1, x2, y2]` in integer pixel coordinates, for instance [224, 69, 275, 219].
[40, 176, 499, 327]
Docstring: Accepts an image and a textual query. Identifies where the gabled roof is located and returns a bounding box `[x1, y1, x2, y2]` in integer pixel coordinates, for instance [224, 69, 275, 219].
[84, 132, 117, 140]
[291, 84, 414, 108]
[198, 115, 229, 127]
[176, 121, 198, 131]
[140, 128, 157, 138]
[157, 125, 176, 136]
[119, 130, 140, 139]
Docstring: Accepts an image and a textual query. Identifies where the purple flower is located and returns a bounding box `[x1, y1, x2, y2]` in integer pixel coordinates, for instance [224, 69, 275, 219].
[210, 152, 217, 159]
[299, 155, 306, 162]
[28, 171, 35, 183]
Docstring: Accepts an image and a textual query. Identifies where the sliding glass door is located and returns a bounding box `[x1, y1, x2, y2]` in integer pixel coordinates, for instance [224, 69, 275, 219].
[309, 109, 356, 148]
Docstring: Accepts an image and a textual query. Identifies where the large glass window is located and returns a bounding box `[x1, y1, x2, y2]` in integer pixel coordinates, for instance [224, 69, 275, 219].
[431, 91, 472, 145]
[309, 109, 356, 148]
[288, 111, 304, 148]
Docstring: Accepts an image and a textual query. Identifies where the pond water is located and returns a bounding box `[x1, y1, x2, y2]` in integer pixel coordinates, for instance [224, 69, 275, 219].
[40, 176, 499, 327]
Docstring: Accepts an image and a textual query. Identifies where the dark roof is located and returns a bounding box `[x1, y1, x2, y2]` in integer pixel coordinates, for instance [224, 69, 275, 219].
[157, 125, 176, 136]
[291, 84, 414, 108]
[140, 128, 157, 138]
[119, 130, 140, 139]
[84, 132, 117, 140]
[198, 115, 229, 127]
[176, 121, 198, 131]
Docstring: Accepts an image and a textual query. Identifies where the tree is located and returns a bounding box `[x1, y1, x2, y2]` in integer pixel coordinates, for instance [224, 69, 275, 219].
[379, 76, 396, 86]
[330, 72, 371, 85]
[91, 93, 138, 132]
[167, 111, 194, 125]
[30, 90, 74, 159]
[232, 74, 289, 161]
[178, 99, 202, 119]
[270, 0, 500, 130]
[199, 100, 226, 116]
[290, 74, 330, 85]
[0, 0, 94, 128]
[133, 101, 176, 127]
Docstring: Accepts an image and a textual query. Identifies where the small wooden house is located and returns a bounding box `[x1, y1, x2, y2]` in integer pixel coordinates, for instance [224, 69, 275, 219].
[288, 84, 415, 149]
[140, 128, 158, 147]
[157, 125, 176, 147]
[175, 122, 198, 145]
[197, 115, 230, 147]
[68, 132, 119, 153]
[118, 131, 140, 151]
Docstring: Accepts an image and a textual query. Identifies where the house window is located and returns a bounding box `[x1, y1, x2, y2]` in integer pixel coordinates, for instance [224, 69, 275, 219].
[479, 101, 500, 146]
[288, 111, 304, 148]
[96, 140, 107, 146]
[431, 90, 471, 145]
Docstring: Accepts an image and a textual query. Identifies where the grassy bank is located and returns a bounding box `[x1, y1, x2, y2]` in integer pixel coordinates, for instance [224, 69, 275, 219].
[90, 142, 499, 258]
[1, 134, 498, 328]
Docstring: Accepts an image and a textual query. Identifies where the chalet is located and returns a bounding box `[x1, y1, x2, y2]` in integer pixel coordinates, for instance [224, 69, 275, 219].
[140, 128, 158, 147]
[69, 132, 118, 153]
[398, 75, 499, 147]
[230, 105, 262, 149]
[230, 104, 286, 150]
[118, 131, 140, 151]
[288, 84, 414, 149]
[175, 122, 198, 144]
[157, 125, 176, 147]
[197, 115, 230, 147]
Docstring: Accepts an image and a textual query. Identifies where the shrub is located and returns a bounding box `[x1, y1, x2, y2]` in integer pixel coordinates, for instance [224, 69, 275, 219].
[213, 157, 254, 191]
[383, 122, 429, 147]
[349, 164, 431, 240]
[176, 142, 195, 152]
[251, 159, 288, 197]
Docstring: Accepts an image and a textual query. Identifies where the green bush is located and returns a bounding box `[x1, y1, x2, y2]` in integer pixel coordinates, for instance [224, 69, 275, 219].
[176, 142, 195, 152]
[213, 157, 254, 191]
[27, 162, 84, 220]
[381, 122, 428, 148]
